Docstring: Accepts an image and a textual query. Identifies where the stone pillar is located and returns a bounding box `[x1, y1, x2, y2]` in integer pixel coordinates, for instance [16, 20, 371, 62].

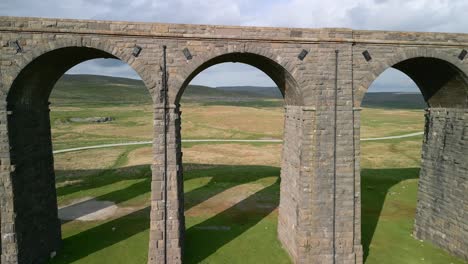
[1, 104, 61, 264]
[278, 105, 316, 263]
[352, 107, 363, 264]
[148, 104, 184, 264]
[310, 45, 361, 264]
[0, 107, 18, 264]
[414, 107, 468, 261]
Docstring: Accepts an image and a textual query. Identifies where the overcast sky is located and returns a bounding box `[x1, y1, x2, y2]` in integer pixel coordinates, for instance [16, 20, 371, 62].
[2, 0, 467, 92]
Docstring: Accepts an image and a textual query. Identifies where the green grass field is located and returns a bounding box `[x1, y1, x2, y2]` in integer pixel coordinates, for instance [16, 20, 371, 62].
[50, 139, 465, 264]
[46, 76, 466, 264]
[48, 107, 466, 264]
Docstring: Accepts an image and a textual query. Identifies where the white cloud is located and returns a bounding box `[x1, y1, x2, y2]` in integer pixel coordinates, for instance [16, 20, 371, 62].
[368, 68, 419, 93]
[1, 0, 466, 91]
[0, 0, 108, 20]
[248, 0, 468, 33]
[66, 59, 141, 79]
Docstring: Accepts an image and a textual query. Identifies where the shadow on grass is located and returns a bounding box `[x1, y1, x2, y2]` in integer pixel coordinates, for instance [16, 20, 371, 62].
[59, 178, 150, 224]
[361, 167, 419, 261]
[53, 164, 280, 263]
[56, 165, 151, 197]
[184, 179, 280, 263]
[53, 164, 419, 263]
[51, 207, 150, 264]
[184, 164, 280, 210]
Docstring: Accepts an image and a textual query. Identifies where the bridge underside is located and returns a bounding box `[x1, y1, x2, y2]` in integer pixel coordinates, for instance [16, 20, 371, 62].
[0, 16, 467, 264]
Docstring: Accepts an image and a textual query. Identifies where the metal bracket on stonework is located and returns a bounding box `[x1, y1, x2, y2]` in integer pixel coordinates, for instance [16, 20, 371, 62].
[298, 49, 309, 61]
[458, 49, 467, 60]
[158, 66, 167, 104]
[362, 50, 372, 62]
[159, 88, 165, 104]
[10, 40, 22, 53]
[352, 107, 362, 111]
[132, 45, 142, 57]
[182, 48, 192, 60]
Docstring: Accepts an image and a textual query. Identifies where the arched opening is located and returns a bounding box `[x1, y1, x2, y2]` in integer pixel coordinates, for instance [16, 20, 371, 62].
[174, 53, 303, 263]
[4, 47, 153, 263]
[359, 57, 468, 263]
[176, 52, 303, 106]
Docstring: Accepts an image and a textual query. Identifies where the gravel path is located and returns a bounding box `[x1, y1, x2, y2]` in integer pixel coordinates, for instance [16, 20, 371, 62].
[53, 132, 424, 154]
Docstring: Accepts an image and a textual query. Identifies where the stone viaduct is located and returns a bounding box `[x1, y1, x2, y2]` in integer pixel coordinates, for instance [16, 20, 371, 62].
[0, 16, 466, 264]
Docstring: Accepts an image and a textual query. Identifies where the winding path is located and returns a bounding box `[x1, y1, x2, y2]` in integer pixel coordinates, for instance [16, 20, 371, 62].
[53, 131, 424, 154]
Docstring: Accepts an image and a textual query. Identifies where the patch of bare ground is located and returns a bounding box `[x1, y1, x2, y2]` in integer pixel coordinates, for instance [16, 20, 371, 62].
[125, 147, 152, 167]
[183, 144, 282, 166]
[361, 140, 421, 168]
[58, 197, 146, 221]
[70, 122, 152, 139]
[54, 148, 125, 177]
[182, 105, 284, 139]
[126, 143, 282, 167]
[185, 181, 277, 218]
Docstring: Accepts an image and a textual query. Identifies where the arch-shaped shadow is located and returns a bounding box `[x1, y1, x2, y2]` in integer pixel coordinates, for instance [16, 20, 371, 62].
[184, 180, 280, 263]
[184, 164, 280, 211]
[51, 163, 282, 263]
[52, 163, 422, 263]
[50, 154, 431, 264]
[56, 165, 151, 199]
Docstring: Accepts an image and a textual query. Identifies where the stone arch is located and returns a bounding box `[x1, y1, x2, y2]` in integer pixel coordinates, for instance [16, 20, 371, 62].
[159, 45, 309, 264]
[4, 39, 155, 102]
[1, 39, 154, 263]
[170, 48, 303, 106]
[354, 48, 468, 260]
[355, 49, 468, 107]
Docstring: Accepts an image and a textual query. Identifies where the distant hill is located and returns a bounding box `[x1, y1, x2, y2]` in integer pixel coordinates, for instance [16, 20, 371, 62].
[182, 85, 270, 101]
[51, 74, 426, 109]
[51, 74, 150, 106]
[362, 92, 426, 109]
[51, 74, 280, 106]
[216, 86, 282, 98]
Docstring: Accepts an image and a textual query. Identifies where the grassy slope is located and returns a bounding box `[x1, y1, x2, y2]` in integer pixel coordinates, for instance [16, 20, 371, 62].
[54, 74, 425, 109]
[362, 92, 426, 109]
[53, 74, 275, 106]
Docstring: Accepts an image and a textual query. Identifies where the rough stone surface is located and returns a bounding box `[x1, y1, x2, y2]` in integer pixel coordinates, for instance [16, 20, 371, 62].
[0, 16, 466, 264]
[414, 108, 468, 260]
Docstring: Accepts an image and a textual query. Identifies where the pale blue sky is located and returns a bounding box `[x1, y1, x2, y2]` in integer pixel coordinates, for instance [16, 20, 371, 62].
[2, 0, 467, 92]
